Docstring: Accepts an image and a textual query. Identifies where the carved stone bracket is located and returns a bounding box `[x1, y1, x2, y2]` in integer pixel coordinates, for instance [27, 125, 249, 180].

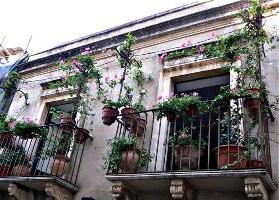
[170, 179, 196, 200]
[111, 181, 126, 200]
[8, 183, 34, 200]
[45, 182, 73, 200]
[244, 177, 269, 200]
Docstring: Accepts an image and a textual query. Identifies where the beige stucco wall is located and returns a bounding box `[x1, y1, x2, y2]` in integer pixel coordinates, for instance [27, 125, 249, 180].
[5, 2, 279, 200]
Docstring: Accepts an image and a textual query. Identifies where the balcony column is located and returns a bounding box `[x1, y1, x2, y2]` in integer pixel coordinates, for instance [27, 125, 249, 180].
[45, 182, 73, 200]
[8, 183, 34, 200]
[244, 177, 269, 200]
[111, 181, 133, 200]
[170, 179, 196, 200]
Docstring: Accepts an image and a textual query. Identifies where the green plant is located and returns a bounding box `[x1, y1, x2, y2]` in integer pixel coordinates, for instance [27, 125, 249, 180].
[0, 147, 29, 166]
[0, 71, 20, 97]
[168, 128, 207, 149]
[49, 107, 71, 120]
[0, 114, 9, 132]
[12, 118, 46, 138]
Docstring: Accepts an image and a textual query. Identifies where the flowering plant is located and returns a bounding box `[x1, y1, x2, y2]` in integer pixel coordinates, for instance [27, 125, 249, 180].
[155, 92, 206, 119]
[0, 114, 10, 132]
[12, 118, 45, 138]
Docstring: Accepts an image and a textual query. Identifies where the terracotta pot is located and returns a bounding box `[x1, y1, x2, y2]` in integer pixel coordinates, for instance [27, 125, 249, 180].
[51, 154, 70, 177]
[248, 87, 260, 95]
[186, 106, 198, 117]
[174, 145, 201, 170]
[248, 159, 263, 168]
[0, 165, 12, 176]
[12, 164, 30, 176]
[75, 128, 89, 144]
[244, 98, 260, 116]
[60, 117, 75, 135]
[121, 108, 139, 127]
[121, 149, 139, 173]
[214, 145, 247, 169]
[0, 132, 13, 147]
[166, 111, 176, 122]
[131, 118, 146, 137]
[102, 107, 119, 126]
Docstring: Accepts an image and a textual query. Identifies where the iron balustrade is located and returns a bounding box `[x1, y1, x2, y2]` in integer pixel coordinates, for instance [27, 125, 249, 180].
[107, 101, 271, 175]
[0, 123, 89, 185]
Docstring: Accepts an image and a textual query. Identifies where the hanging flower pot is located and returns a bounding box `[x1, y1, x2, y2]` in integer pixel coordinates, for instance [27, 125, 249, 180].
[244, 98, 260, 116]
[131, 118, 146, 137]
[0, 131, 13, 147]
[121, 108, 139, 127]
[75, 128, 89, 144]
[248, 159, 263, 168]
[186, 106, 198, 117]
[60, 116, 75, 135]
[174, 144, 201, 170]
[214, 145, 247, 169]
[121, 148, 139, 173]
[51, 154, 70, 177]
[166, 111, 176, 122]
[102, 107, 119, 126]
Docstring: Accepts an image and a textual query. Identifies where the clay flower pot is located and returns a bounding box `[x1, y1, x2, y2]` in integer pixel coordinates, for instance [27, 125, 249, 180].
[248, 87, 260, 95]
[214, 145, 247, 169]
[131, 118, 146, 137]
[12, 164, 30, 176]
[174, 145, 201, 170]
[102, 107, 119, 126]
[60, 117, 75, 135]
[166, 111, 176, 122]
[244, 98, 260, 116]
[248, 159, 263, 168]
[0, 131, 13, 147]
[51, 154, 70, 177]
[121, 108, 139, 127]
[121, 149, 139, 173]
[75, 128, 89, 144]
[0, 165, 12, 176]
[186, 106, 198, 117]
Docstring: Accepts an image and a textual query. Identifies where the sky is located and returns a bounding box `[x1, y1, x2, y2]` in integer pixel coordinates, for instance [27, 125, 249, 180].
[1, 0, 196, 54]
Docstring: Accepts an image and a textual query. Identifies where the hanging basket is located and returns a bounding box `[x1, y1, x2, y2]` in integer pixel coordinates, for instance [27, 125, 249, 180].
[75, 128, 89, 144]
[60, 117, 76, 135]
[102, 107, 119, 126]
[121, 108, 139, 127]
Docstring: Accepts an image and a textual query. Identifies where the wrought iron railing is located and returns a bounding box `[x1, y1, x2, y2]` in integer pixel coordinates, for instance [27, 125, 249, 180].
[0, 123, 89, 185]
[107, 101, 271, 175]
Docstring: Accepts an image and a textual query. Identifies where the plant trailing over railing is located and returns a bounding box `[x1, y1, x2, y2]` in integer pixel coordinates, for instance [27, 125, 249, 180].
[51, 48, 104, 128]
[0, 71, 29, 106]
[101, 33, 148, 126]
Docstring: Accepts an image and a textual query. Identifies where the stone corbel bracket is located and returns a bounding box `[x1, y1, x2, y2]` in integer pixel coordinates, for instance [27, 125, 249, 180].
[111, 181, 125, 200]
[45, 182, 73, 200]
[245, 177, 269, 200]
[170, 179, 196, 200]
[8, 183, 34, 200]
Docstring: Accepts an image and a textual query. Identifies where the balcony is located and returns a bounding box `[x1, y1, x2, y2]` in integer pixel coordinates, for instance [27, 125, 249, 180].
[0, 123, 89, 199]
[105, 102, 276, 199]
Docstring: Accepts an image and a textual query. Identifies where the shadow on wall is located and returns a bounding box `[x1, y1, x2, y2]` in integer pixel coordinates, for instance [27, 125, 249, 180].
[82, 198, 95, 200]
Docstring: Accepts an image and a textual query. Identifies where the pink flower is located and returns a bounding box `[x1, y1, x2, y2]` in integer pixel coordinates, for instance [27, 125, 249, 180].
[187, 39, 193, 46]
[104, 75, 110, 82]
[181, 43, 187, 48]
[209, 32, 216, 39]
[235, 56, 242, 62]
[198, 45, 205, 54]
[159, 52, 168, 63]
[169, 92, 174, 98]
[72, 59, 79, 66]
[81, 51, 89, 55]
[157, 96, 162, 100]
[192, 92, 199, 96]
[85, 47, 90, 51]
[9, 121, 16, 129]
[243, 3, 249, 9]
[60, 60, 65, 64]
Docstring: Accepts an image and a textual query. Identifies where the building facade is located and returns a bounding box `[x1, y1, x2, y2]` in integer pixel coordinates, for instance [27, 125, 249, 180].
[0, 0, 278, 199]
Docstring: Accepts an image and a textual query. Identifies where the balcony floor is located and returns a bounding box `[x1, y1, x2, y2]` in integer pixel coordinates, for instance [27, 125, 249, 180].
[0, 176, 78, 192]
[106, 169, 276, 193]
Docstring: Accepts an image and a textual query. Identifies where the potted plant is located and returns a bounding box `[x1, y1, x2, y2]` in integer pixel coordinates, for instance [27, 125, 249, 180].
[155, 95, 179, 122]
[0, 115, 13, 146]
[169, 128, 206, 170]
[50, 134, 72, 177]
[12, 118, 45, 139]
[244, 136, 263, 168]
[181, 92, 204, 117]
[101, 99, 121, 126]
[243, 82, 261, 116]
[11, 147, 30, 176]
[106, 137, 150, 173]
[74, 127, 89, 144]
[130, 101, 147, 137]
[0, 148, 14, 176]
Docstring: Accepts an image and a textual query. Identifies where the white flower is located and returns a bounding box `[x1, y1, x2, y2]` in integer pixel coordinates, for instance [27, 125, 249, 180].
[192, 92, 199, 96]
